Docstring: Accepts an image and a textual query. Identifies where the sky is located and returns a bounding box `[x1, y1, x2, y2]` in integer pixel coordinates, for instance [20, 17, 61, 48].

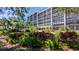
[28, 7, 47, 13]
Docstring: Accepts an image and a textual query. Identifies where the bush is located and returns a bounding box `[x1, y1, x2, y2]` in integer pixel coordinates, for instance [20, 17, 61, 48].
[0, 31, 3, 35]
[6, 32, 23, 44]
[19, 33, 42, 48]
[60, 31, 77, 41]
[59, 26, 71, 32]
[57, 30, 79, 50]
[0, 29, 8, 35]
[6, 37, 16, 44]
[25, 29, 30, 32]
[9, 28, 22, 32]
[19, 33, 29, 46]
[43, 35, 59, 50]
[29, 26, 37, 32]
[44, 39, 54, 50]
[9, 32, 23, 40]
[75, 30, 79, 35]
[64, 40, 79, 50]
[43, 27, 53, 33]
[31, 32, 54, 40]
[53, 36, 59, 50]
[29, 36, 42, 48]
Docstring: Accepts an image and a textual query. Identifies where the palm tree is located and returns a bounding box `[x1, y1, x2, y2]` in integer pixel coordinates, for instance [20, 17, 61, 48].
[55, 7, 79, 30]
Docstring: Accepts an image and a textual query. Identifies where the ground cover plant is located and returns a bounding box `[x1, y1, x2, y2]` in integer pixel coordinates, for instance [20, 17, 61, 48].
[59, 29, 79, 50]
[0, 27, 79, 51]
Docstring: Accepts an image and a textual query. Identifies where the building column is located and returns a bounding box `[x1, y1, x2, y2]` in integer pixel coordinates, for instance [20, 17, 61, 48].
[63, 10, 66, 30]
[51, 7, 53, 27]
[37, 12, 38, 27]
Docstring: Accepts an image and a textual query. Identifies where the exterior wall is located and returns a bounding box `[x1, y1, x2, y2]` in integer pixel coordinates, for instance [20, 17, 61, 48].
[38, 8, 52, 29]
[52, 8, 64, 29]
[66, 14, 79, 30]
[28, 7, 79, 30]
[28, 12, 38, 27]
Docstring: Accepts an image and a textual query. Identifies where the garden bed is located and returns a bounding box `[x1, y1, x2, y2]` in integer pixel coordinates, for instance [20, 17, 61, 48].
[0, 30, 79, 51]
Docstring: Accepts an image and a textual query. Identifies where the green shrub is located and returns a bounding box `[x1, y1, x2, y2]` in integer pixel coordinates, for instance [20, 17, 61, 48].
[24, 28, 30, 32]
[6, 32, 23, 44]
[9, 32, 23, 40]
[31, 32, 54, 40]
[59, 42, 68, 50]
[52, 32, 60, 50]
[43, 27, 53, 33]
[58, 26, 71, 32]
[53, 36, 59, 50]
[19, 34, 29, 46]
[0, 29, 8, 35]
[0, 31, 3, 35]
[30, 36, 42, 48]
[41, 32, 59, 50]
[75, 30, 79, 35]
[19, 33, 42, 48]
[6, 37, 16, 44]
[44, 39, 54, 50]
[65, 40, 79, 50]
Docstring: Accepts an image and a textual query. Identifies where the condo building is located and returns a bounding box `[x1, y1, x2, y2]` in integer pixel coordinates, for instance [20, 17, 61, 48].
[27, 7, 79, 30]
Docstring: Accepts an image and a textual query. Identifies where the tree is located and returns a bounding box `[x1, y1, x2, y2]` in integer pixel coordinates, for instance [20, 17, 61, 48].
[26, 20, 33, 27]
[0, 7, 29, 28]
[0, 18, 7, 29]
[7, 7, 29, 22]
[0, 19, 4, 29]
[8, 17, 23, 30]
[26, 20, 37, 32]
[55, 7, 79, 30]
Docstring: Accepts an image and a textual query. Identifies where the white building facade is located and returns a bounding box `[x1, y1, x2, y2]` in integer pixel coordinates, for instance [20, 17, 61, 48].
[28, 7, 79, 30]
